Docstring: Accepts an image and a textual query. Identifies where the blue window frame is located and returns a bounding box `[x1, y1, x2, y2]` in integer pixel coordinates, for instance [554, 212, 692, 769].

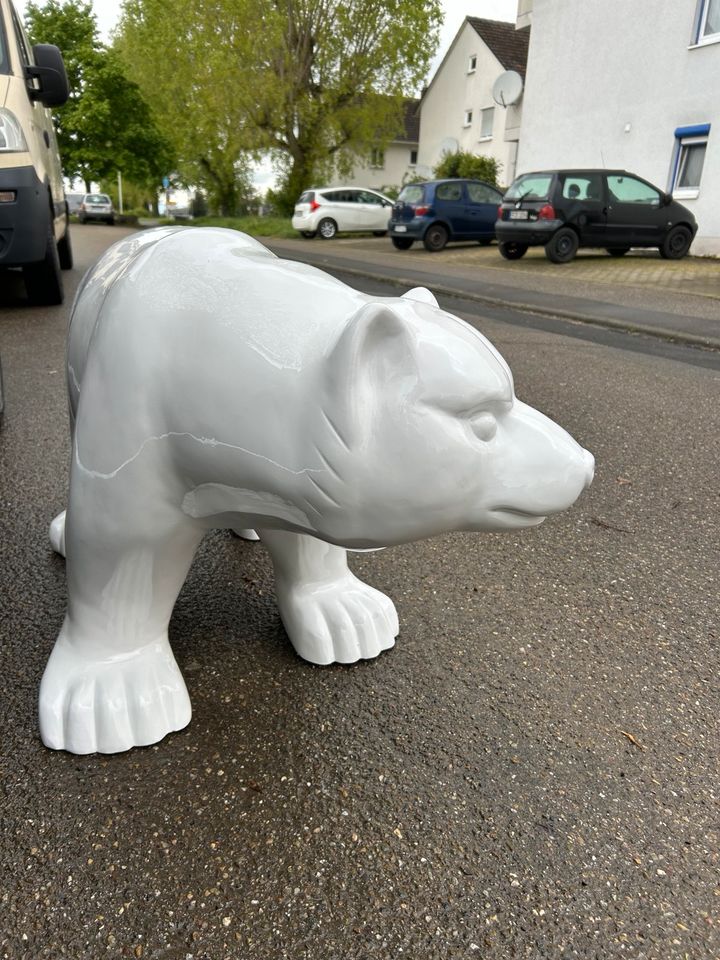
[670, 124, 710, 196]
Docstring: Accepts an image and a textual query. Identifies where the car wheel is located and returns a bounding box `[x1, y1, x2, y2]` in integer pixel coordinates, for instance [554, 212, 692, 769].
[391, 237, 414, 250]
[545, 228, 579, 263]
[23, 222, 64, 306]
[372, 230, 387, 237]
[300, 230, 317, 238]
[498, 241, 528, 260]
[606, 247, 630, 257]
[423, 224, 448, 252]
[659, 225, 692, 260]
[318, 218, 338, 239]
[58, 223, 73, 270]
[107, 217, 115, 225]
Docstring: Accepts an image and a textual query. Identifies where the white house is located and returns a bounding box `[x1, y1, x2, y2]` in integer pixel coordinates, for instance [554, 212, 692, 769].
[416, 17, 530, 188]
[516, 0, 720, 256]
[331, 100, 420, 193]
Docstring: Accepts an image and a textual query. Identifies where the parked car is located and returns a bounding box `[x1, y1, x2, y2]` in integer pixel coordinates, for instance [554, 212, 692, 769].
[0, 0, 71, 305]
[292, 187, 394, 239]
[65, 192, 84, 215]
[496, 169, 698, 263]
[388, 179, 504, 252]
[79, 193, 114, 225]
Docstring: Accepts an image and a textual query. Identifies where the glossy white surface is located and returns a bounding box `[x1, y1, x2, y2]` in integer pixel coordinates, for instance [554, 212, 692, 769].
[41, 228, 594, 754]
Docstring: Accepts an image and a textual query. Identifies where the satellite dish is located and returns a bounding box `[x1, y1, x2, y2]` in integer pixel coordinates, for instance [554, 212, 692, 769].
[492, 70, 524, 107]
[440, 137, 459, 154]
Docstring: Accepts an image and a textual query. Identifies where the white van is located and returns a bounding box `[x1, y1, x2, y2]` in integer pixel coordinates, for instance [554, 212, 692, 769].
[0, 0, 70, 304]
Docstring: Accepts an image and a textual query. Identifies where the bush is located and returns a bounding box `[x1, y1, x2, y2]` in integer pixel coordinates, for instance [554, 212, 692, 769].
[433, 151, 500, 185]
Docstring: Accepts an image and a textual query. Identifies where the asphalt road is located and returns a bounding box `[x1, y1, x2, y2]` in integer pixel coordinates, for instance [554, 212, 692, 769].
[1, 226, 718, 959]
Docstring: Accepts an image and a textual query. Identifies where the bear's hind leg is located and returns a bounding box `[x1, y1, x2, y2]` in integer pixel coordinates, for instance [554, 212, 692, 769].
[49, 510, 66, 557]
[258, 528, 398, 666]
[40, 504, 203, 754]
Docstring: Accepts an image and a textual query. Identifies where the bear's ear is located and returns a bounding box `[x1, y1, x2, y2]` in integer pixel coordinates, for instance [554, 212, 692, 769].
[324, 302, 419, 449]
[401, 286, 438, 307]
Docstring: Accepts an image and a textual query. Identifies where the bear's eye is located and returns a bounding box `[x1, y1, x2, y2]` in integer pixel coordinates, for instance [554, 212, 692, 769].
[470, 411, 497, 442]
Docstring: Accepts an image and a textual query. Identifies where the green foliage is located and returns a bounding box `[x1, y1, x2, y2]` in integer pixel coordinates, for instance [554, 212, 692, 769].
[189, 216, 298, 238]
[433, 151, 501, 185]
[24, 1, 172, 193]
[116, 0, 442, 215]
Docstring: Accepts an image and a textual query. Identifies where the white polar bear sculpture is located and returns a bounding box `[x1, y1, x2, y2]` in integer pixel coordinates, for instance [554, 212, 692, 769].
[41, 227, 594, 754]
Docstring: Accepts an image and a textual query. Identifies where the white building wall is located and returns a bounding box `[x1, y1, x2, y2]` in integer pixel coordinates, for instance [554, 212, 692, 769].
[517, 0, 720, 255]
[417, 23, 518, 186]
[335, 142, 418, 192]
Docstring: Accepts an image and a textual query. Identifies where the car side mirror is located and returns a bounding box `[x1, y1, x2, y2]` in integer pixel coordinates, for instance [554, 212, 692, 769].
[27, 44, 70, 107]
[662, 192, 673, 206]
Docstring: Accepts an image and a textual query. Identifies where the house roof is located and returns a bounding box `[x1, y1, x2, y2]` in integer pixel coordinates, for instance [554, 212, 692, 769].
[467, 17, 530, 79]
[395, 99, 421, 143]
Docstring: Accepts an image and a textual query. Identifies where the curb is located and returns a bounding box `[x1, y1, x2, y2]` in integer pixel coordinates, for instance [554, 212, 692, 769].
[278, 255, 720, 352]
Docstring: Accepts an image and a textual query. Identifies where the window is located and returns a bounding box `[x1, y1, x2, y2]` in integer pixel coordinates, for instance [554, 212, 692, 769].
[468, 54, 477, 72]
[370, 148, 384, 169]
[467, 182, 502, 204]
[436, 182, 463, 201]
[560, 174, 603, 201]
[357, 190, 382, 205]
[409, 149, 417, 166]
[479, 107, 494, 139]
[463, 109, 473, 127]
[505, 174, 553, 201]
[607, 175, 660, 204]
[670, 124, 710, 197]
[696, 0, 720, 41]
[398, 184, 425, 203]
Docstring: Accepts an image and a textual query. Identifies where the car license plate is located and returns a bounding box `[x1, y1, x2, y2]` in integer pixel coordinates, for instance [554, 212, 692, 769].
[394, 225, 407, 233]
[509, 210, 528, 220]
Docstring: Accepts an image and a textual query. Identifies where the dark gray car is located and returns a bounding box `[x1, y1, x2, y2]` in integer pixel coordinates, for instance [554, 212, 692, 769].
[496, 169, 698, 263]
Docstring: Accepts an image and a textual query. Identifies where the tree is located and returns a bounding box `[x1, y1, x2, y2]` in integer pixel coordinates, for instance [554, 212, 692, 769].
[25, 0, 173, 193]
[116, 0, 442, 214]
[433, 150, 501, 186]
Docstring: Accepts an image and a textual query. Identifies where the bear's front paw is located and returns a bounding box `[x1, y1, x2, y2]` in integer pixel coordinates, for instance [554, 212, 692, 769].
[39, 636, 191, 754]
[276, 574, 399, 666]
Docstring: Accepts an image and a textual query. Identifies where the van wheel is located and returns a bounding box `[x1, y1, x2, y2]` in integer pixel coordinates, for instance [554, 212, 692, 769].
[606, 247, 630, 257]
[659, 225, 692, 260]
[423, 224, 448, 252]
[318, 218, 338, 239]
[498, 241, 528, 260]
[23, 223, 64, 305]
[545, 228, 579, 263]
[392, 237, 414, 250]
[58, 224, 73, 270]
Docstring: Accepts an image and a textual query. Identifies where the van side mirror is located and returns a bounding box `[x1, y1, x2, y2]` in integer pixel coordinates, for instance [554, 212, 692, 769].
[26, 44, 70, 107]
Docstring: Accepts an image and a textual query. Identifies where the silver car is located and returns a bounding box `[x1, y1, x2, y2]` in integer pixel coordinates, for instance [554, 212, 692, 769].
[79, 193, 114, 225]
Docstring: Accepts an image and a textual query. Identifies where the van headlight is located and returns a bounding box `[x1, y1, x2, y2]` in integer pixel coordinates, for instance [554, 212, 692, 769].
[0, 109, 28, 152]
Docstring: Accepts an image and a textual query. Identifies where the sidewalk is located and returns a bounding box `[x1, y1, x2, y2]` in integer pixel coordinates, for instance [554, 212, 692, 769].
[264, 236, 720, 349]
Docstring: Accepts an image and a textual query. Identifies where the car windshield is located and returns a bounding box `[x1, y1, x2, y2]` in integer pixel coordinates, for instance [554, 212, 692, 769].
[85, 194, 110, 204]
[505, 175, 553, 202]
[298, 191, 314, 203]
[398, 184, 425, 204]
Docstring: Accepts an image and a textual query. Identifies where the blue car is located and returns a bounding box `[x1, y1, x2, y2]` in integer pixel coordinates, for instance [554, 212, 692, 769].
[388, 178, 504, 252]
